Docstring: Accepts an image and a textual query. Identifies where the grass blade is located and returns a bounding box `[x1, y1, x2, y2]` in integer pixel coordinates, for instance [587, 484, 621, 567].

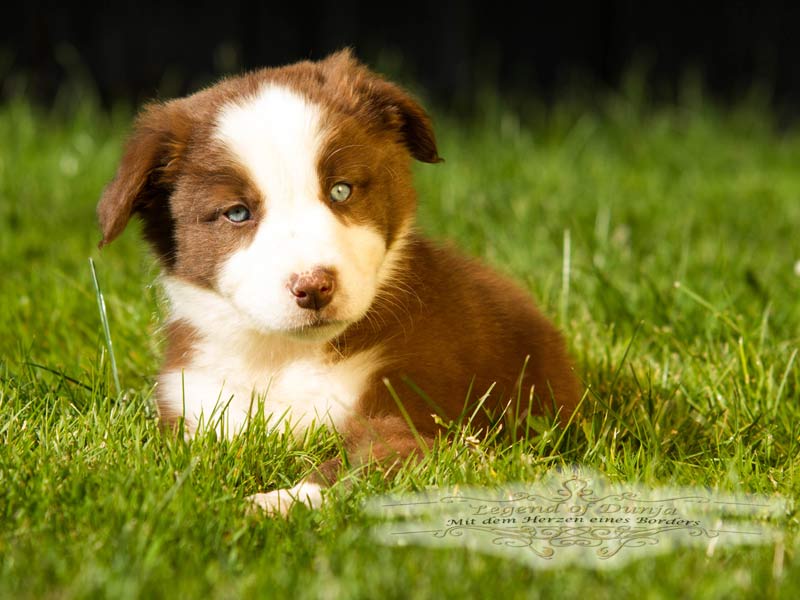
[89, 258, 121, 397]
[561, 228, 571, 325]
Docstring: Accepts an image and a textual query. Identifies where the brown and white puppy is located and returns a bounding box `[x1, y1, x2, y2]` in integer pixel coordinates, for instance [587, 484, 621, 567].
[97, 50, 581, 515]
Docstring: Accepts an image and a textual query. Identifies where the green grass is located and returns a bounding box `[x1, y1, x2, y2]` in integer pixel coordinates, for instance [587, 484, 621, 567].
[1, 84, 798, 599]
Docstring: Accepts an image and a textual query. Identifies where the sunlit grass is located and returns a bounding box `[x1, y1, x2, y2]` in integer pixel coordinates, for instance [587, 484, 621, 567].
[0, 83, 798, 598]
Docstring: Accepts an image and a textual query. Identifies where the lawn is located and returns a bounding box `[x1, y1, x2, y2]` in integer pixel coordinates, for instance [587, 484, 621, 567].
[0, 82, 798, 598]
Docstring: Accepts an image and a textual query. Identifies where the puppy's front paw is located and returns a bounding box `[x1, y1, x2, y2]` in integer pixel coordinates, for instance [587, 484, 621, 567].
[247, 481, 324, 517]
[247, 490, 294, 516]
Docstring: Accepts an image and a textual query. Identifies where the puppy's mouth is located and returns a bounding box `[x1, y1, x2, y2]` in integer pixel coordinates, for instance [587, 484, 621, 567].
[282, 316, 350, 340]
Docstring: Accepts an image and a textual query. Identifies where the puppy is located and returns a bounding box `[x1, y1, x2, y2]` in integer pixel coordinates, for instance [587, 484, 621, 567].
[97, 50, 581, 515]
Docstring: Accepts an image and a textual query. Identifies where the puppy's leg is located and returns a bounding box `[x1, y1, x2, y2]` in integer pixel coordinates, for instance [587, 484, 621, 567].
[339, 414, 435, 476]
[248, 415, 434, 516]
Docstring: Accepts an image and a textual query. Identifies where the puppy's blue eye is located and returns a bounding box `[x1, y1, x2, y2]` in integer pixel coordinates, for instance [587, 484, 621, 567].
[329, 182, 352, 203]
[225, 205, 251, 223]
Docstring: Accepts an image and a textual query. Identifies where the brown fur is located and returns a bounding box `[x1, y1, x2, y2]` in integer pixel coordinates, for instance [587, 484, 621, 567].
[334, 235, 580, 429]
[157, 320, 199, 427]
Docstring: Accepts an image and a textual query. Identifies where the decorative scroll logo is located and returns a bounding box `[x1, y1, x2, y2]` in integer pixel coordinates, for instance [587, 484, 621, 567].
[365, 468, 788, 569]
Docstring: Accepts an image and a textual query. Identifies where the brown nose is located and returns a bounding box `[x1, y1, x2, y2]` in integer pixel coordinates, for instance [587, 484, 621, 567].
[288, 268, 336, 310]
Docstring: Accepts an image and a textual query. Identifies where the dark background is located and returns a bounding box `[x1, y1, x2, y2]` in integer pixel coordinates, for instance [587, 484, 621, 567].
[3, 1, 800, 113]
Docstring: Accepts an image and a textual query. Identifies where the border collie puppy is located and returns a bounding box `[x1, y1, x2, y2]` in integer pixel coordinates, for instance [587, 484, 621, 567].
[97, 50, 581, 515]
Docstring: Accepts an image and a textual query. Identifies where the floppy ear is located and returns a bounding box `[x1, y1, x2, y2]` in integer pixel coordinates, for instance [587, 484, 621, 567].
[97, 100, 191, 255]
[323, 49, 442, 164]
[365, 77, 443, 164]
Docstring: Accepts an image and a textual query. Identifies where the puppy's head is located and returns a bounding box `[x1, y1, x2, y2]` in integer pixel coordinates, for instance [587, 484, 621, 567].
[98, 50, 440, 341]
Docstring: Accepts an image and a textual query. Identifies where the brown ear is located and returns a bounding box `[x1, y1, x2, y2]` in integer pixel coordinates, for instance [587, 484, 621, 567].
[97, 100, 191, 252]
[323, 49, 442, 164]
[367, 77, 443, 164]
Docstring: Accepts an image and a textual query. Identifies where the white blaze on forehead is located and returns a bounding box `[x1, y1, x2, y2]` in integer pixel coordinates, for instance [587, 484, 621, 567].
[215, 85, 323, 200]
[212, 84, 390, 335]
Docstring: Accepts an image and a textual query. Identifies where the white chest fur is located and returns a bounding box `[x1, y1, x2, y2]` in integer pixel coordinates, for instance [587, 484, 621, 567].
[160, 278, 381, 438]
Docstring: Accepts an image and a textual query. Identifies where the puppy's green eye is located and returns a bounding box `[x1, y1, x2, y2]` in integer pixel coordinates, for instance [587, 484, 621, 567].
[224, 205, 251, 223]
[329, 182, 352, 203]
